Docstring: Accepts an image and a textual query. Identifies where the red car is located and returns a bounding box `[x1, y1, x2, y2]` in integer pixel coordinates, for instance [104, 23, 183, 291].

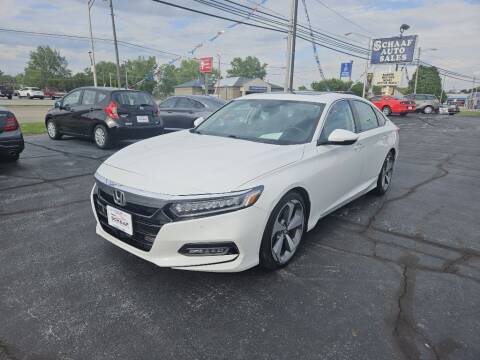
[43, 87, 67, 100]
[370, 95, 416, 116]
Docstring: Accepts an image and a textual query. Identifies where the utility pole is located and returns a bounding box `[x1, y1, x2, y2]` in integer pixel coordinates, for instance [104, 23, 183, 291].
[87, 0, 97, 87]
[470, 77, 476, 109]
[284, 0, 299, 92]
[440, 74, 446, 103]
[123, 60, 128, 89]
[108, 0, 121, 88]
[216, 54, 221, 97]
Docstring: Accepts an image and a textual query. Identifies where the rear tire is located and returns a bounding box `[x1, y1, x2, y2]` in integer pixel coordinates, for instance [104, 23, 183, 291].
[382, 106, 392, 116]
[46, 119, 62, 140]
[4, 153, 19, 162]
[373, 151, 395, 196]
[423, 106, 433, 114]
[259, 191, 307, 270]
[93, 124, 113, 149]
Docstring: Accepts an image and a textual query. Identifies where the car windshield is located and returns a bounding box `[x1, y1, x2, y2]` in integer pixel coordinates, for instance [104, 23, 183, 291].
[195, 99, 325, 145]
[113, 91, 155, 106]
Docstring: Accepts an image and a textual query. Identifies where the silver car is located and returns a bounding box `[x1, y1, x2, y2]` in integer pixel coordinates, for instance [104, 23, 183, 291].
[406, 94, 440, 114]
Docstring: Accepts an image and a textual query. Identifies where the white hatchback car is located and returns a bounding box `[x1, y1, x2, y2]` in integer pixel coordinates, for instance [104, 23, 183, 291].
[91, 93, 399, 272]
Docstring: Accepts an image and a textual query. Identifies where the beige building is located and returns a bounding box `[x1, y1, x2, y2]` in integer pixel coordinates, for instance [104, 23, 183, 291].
[173, 79, 215, 96]
[214, 77, 283, 100]
[173, 77, 283, 100]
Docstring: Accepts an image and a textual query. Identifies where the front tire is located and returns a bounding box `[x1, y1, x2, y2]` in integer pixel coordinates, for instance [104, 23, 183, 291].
[93, 124, 113, 149]
[46, 119, 62, 140]
[373, 151, 395, 195]
[260, 191, 307, 270]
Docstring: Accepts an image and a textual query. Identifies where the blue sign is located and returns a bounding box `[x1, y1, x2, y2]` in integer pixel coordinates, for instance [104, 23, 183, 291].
[371, 35, 417, 64]
[248, 86, 268, 93]
[340, 62, 352, 78]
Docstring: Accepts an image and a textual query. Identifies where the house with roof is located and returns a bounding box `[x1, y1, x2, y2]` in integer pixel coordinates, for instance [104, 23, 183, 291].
[173, 77, 283, 100]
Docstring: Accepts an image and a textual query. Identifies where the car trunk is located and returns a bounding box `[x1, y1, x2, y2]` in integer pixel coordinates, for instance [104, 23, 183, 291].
[113, 91, 158, 127]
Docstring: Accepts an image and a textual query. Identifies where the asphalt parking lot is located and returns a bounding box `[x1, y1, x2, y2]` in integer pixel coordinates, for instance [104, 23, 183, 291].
[1, 114, 479, 360]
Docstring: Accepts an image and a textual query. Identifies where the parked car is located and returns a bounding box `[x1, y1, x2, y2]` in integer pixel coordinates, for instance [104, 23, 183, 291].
[91, 93, 399, 272]
[17, 87, 45, 99]
[43, 87, 67, 100]
[0, 107, 24, 161]
[405, 94, 440, 114]
[159, 95, 227, 132]
[45, 87, 163, 149]
[438, 103, 459, 115]
[370, 95, 416, 116]
[0, 85, 14, 99]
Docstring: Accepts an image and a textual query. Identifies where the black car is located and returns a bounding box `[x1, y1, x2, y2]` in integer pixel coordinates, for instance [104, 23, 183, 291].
[0, 85, 13, 99]
[45, 87, 163, 149]
[159, 95, 226, 132]
[0, 107, 24, 161]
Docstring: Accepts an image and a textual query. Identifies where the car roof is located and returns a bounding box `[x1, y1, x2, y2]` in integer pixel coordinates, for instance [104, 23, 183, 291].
[237, 92, 365, 104]
[71, 86, 147, 93]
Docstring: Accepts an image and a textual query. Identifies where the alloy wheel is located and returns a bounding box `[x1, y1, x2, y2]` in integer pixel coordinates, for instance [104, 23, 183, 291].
[381, 152, 395, 191]
[424, 106, 433, 114]
[271, 199, 305, 264]
[382, 107, 391, 116]
[95, 127, 106, 147]
[47, 121, 57, 138]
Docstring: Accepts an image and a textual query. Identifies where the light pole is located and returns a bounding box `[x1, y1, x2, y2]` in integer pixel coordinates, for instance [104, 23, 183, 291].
[87, 0, 97, 87]
[107, 0, 121, 88]
[345, 32, 371, 98]
[413, 47, 437, 95]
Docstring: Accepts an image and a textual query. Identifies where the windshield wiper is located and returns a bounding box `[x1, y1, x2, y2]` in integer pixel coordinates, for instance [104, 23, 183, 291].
[189, 128, 202, 134]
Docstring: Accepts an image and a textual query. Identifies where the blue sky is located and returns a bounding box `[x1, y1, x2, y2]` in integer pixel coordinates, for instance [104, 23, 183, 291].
[0, 0, 479, 90]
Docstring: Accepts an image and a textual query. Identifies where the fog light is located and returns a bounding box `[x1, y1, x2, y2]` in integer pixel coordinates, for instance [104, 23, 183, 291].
[178, 243, 239, 256]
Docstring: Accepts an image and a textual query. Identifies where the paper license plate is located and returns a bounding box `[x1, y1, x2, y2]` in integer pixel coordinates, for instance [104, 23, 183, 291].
[107, 205, 133, 235]
[137, 115, 149, 123]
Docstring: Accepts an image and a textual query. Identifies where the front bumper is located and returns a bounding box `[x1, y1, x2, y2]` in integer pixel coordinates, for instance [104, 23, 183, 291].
[90, 184, 269, 272]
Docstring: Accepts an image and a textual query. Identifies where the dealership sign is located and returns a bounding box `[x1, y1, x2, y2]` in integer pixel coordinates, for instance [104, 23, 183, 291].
[371, 35, 417, 64]
[372, 72, 402, 86]
[199, 57, 213, 73]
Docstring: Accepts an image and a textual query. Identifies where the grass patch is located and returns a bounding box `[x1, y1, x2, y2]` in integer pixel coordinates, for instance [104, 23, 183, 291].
[459, 110, 480, 117]
[20, 122, 46, 135]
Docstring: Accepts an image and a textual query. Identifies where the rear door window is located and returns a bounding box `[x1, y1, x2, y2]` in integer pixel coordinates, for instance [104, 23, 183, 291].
[175, 98, 195, 109]
[352, 100, 379, 132]
[159, 97, 177, 108]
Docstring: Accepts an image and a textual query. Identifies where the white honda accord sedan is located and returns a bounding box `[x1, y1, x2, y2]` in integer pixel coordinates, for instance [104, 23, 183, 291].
[91, 93, 399, 272]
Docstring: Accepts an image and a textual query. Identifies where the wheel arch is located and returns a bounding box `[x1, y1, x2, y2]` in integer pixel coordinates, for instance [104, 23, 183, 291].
[282, 186, 311, 224]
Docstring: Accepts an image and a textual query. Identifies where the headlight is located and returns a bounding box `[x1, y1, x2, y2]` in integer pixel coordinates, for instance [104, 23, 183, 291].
[168, 186, 263, 220]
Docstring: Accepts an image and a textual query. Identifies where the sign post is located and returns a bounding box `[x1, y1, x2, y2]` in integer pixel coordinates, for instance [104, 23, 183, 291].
[199, 57, 213, 95]
[340, 61, 353, 80]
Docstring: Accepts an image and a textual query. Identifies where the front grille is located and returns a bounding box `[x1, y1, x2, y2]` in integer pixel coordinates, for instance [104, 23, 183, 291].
[94, 190, 172, 252]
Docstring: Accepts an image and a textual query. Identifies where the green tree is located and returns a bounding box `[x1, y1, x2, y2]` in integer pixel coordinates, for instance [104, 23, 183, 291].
[175, 59, 202, 84]
[23, 46, 71, 88]
[408, 65, 442, 98]
[227, 56, 267, 79]
[311, 78, 352, 92]
[124, 56, 157, 93]
[297, 85, 308, 91]
[93, 61, 119, 87]
[156, 64, 177, 98]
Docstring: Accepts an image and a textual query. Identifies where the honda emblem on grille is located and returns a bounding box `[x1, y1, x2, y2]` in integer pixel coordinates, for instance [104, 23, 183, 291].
[113, 189, 126, 207]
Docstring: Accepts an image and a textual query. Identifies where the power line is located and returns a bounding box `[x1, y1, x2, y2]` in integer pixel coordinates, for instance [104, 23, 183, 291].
[177, 0, 369, 57]
[300, 0, 326, 80]
[310, 0, 374, 35]
[0, 27, 182, 58]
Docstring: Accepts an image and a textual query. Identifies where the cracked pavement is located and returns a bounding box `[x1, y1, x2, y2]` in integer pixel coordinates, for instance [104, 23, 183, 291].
[1, 114, 479, 360]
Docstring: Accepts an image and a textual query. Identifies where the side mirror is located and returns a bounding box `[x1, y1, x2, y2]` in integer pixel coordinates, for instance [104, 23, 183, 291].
[54, 101, 61, 109]
[319, 129, 359, 146]
[193, 117, 205, 127]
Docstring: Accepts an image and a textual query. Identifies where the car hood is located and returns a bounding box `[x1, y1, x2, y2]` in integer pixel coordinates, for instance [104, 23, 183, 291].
[98, 130, 305, 195]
